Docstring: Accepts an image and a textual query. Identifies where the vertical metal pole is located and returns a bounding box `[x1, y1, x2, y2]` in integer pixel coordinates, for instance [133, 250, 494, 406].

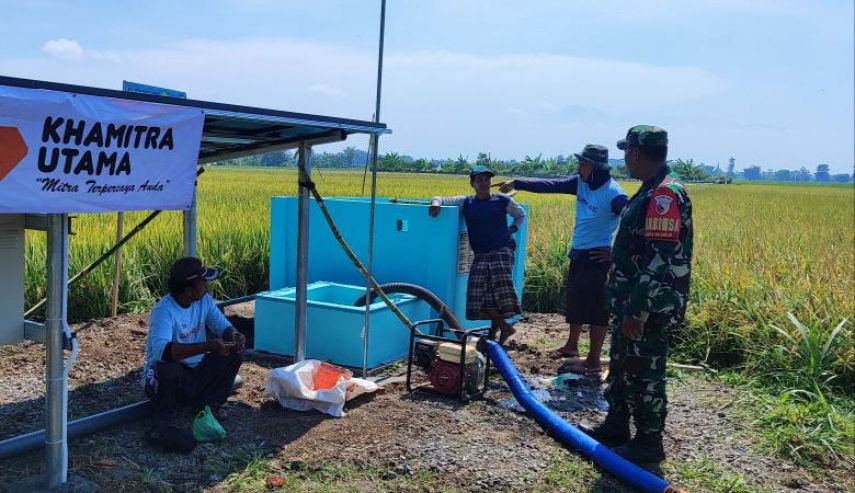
[45, 213, 68, 488]
[110, 212, 124, 317]
[362, 0, 387, 377]
[183, 178, 198, 257]
[294, 143, 312, 362]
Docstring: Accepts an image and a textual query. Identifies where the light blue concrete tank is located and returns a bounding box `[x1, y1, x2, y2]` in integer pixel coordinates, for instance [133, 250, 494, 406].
[254, 282, 429, 368]
[267, 196, 528, 329]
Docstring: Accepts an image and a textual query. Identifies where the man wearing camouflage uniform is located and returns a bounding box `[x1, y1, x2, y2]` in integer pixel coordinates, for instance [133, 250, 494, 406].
[581, 125, 693, 464]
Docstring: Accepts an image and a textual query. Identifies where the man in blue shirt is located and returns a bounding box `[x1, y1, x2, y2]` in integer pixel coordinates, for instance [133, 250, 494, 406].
[143, 257, 245, 438]
[498, 145, 627, 372]
[429, 166, 526, 344]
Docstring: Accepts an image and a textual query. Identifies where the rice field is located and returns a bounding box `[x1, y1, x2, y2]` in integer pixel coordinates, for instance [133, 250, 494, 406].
[17, 167, 855, 464]
[23, 168, 855, 392]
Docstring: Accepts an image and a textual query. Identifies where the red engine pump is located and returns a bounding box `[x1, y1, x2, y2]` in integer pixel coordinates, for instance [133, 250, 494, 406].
[429, 359, 464, 396]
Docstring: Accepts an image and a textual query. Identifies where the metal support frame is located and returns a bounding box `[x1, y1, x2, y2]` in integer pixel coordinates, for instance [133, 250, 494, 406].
[362, 132, 378, 377]
[294, 142, 312, 362]
[0, 72, 393, 483]
[362, 0, 387, 378]
[198, 130, 346, 165]
[23, 320, 46, 344]
[25, 168, 203, 320]
[215, 294, 256, 309]
[24, 214, 73, 233]
[405, 322, 492, 402]
[0, 401, 152, 461]
[183, 177, 198, 257]
[45, 213, 69, 488]
[24, 211, 158, 319]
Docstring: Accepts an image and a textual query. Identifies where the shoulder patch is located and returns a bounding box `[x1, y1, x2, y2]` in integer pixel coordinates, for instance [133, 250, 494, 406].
[663, 173, 687, 193]
[645, 186, 680, 241]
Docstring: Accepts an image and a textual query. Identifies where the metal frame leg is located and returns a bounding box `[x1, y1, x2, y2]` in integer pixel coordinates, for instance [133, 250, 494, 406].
[294, 143, 312, 363]
[183, 181, 197, 257]
[45, 213, 68, 488]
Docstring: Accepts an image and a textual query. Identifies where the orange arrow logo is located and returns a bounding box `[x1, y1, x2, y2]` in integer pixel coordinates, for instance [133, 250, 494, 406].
[0, 127, 29, 182]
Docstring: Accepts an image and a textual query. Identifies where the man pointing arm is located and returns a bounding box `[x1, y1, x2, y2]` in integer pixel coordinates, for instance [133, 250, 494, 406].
[496, 144, 628, 372]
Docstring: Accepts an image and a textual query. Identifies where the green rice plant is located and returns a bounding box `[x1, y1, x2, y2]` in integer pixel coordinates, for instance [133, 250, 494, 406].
[768, 314, 851, 401]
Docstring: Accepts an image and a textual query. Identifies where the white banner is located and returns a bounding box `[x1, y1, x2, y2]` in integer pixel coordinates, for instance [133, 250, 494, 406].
[0, 86, 204, 213]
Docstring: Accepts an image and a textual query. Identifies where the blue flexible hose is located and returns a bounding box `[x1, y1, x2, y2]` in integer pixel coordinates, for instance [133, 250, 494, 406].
[485, 340, 676, 493]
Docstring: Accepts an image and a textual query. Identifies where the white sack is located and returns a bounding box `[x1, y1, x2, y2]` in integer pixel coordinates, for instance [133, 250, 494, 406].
[266, 360, 347, 417]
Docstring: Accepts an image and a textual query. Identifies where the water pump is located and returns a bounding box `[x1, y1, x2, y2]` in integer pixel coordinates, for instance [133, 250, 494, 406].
[422, 341, 485, 396]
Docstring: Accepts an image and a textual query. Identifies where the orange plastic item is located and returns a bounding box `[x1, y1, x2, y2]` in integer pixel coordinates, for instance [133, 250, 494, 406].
[313, 362, 352, 390]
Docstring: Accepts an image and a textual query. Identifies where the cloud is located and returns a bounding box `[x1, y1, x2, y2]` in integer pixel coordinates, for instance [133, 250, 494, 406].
[41, 38, 83, 61]
[9, 36, 847, 170]
[3, 37, 731, 162]
[9, 37, 726, 121]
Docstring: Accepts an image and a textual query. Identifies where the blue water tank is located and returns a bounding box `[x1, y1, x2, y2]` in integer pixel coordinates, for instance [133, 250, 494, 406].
[268, 196, 528, 329]
[254, 282, 430, 368]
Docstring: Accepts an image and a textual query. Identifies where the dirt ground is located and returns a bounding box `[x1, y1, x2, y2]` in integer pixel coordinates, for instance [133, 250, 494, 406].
[0, 307, 851, 493]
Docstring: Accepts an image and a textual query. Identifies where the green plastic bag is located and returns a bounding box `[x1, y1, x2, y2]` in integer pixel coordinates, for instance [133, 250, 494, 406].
[550, 372, 582, 389]
[192, 405, 226, 442]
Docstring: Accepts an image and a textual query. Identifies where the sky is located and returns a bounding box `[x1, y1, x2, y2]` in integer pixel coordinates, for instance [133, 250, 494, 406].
[0, 0, 853, 173]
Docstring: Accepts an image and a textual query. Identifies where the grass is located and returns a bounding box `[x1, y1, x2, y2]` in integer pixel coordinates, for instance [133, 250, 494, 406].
[20, 168, 855, 465]
[531, 451, 603, 492]
[527, 336, 566, 351]
[85, 444, 458, 492]
[220, 458, 455, 493]
[718, 370, 855, 470]
[533, 451, 769, 493]
[755, 394, 854, 468]
[712, 313, 854, 468]
[667, 459, 769, 493]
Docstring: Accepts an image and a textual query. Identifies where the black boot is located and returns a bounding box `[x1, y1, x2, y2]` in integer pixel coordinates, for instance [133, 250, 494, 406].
[578, 411, 630, 447]
[613, 432, 665, 464]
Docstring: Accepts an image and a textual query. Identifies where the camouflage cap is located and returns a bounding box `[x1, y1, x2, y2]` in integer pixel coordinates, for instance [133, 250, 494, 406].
[616, 125, 668, 150]
[573, 144, 609, 169]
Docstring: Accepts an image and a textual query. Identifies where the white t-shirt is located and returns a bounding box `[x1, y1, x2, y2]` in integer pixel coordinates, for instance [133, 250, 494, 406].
[142, 293, 232, 385]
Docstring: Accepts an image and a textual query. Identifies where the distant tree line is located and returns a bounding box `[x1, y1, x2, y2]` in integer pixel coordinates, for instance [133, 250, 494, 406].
[216, 148, 853, 183]
[740, 163, 852, 183]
